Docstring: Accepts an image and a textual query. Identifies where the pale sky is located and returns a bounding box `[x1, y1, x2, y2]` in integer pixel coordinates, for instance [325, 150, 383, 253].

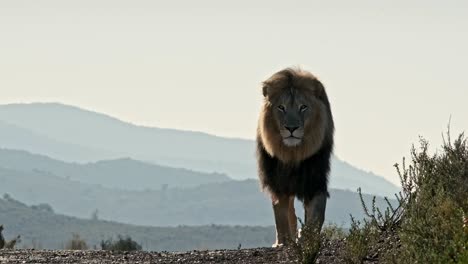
[1, 0, 467, 185]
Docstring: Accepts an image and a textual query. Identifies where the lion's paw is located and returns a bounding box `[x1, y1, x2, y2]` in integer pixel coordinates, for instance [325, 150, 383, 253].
[271, 242, 285, 248]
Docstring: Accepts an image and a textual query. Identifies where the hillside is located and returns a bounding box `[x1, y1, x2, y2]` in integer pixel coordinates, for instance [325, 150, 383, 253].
[0, 121, 114, 162]
[0, 103, 399, 196]
[0, 167, 393, 227]
[0, 196, 274, 251]
[0, 149, 230, 190]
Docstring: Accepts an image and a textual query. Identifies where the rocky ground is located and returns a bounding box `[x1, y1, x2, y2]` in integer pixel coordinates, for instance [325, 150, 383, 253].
[0, 236, 391, 264]
[0, 245, 347, 264]
[2, 248, 291, 264]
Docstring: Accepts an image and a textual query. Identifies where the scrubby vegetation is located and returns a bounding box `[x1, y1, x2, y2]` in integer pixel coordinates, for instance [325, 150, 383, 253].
[346, 131, 468, 263]
[100, 235, 142, 251]
[290, 220, 322, 264]
[295, 130, 468, 263]
[289, 220, 347, 264]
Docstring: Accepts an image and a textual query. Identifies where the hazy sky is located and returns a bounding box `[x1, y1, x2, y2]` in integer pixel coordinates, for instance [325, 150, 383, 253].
[1, 0, 467, 185]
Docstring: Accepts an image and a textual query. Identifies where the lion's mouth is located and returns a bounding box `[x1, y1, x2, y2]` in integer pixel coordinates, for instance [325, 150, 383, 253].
[283, 136, 302, 147]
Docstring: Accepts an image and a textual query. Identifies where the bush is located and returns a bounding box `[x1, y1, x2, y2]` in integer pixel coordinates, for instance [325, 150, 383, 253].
[321, 223, 346, 241]
[345, 130, 468, 263]
[290, 221, 347, 264]
[343, 216, 377, 263]
[393, 133, 468, 263]
[65, 233, 88, 250]
[100, 235, 142, 251]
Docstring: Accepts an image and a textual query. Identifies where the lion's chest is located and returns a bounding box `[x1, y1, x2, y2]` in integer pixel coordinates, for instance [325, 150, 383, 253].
[257, 140, 332, 201]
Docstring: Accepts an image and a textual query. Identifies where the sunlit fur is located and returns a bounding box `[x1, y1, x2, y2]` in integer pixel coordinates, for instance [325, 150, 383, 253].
[257, 68, 334, 164]
[256, 68, 334, 246]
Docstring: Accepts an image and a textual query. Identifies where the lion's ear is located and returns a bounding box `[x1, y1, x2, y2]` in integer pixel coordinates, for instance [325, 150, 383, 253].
[262, 83, 269, 97]
[314, 79, 331, 108]
[314, 79, 326, 101]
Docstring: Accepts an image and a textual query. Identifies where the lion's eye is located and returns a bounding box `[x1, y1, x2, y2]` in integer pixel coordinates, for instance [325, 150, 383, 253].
[277, 105, 286, 112]
[300, 105, 308, 112]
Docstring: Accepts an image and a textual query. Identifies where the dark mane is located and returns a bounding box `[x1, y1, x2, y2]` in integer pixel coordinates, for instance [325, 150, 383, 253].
[256, 129, 333, 202]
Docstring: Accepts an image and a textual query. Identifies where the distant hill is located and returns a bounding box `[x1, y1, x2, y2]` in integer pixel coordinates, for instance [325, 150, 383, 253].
[0, 103, 399, 196]
[0, 120, 115, 162]
[0, 195, 274, 251]
[0, 166, 393, 227]
[0, 149, 230, 190]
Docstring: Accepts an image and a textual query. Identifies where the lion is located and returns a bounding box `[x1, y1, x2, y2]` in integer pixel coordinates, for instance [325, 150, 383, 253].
[256, 67, 334, 247]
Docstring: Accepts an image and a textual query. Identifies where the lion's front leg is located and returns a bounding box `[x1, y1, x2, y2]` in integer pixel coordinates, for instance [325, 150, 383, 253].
[271, 194, 292, 247]
[288, 196, 298, 239]
[304, 192, 327, 231]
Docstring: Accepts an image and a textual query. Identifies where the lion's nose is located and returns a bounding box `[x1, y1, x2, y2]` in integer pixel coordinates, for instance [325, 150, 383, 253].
[284, 126, 299, 133]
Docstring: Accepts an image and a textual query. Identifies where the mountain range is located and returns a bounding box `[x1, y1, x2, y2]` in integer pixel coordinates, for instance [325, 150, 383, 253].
[0, 149, 229, 190]
[0, 103, 399, 196]
[0, 149, 393, 227]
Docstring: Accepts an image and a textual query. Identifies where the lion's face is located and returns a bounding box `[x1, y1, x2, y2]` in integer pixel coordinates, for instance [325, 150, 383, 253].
[271, 90, 313, 147]
[258, 68, 333, 163]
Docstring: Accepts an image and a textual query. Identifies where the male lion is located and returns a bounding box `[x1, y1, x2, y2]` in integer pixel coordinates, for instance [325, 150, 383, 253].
[256, 68, 334, 247]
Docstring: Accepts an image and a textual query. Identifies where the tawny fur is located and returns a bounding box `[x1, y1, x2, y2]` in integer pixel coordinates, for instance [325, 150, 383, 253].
[256, 68, 334, 246]
[258, 68, 333, 164]
[256, 67, 334, 246]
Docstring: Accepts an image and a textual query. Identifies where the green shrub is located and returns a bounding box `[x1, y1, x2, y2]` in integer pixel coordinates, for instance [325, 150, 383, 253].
[345, 130, 468, 263]
[100, 235, 142, 251]
[343, 186, 401, 263]
[289, 221, 321, 264]
[290, 222, 347, 264]
[289, 221, 348, 264]
[321, 223, 346, 241]
[392, 133, 468, 263]
[343, 216, 376, 264]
